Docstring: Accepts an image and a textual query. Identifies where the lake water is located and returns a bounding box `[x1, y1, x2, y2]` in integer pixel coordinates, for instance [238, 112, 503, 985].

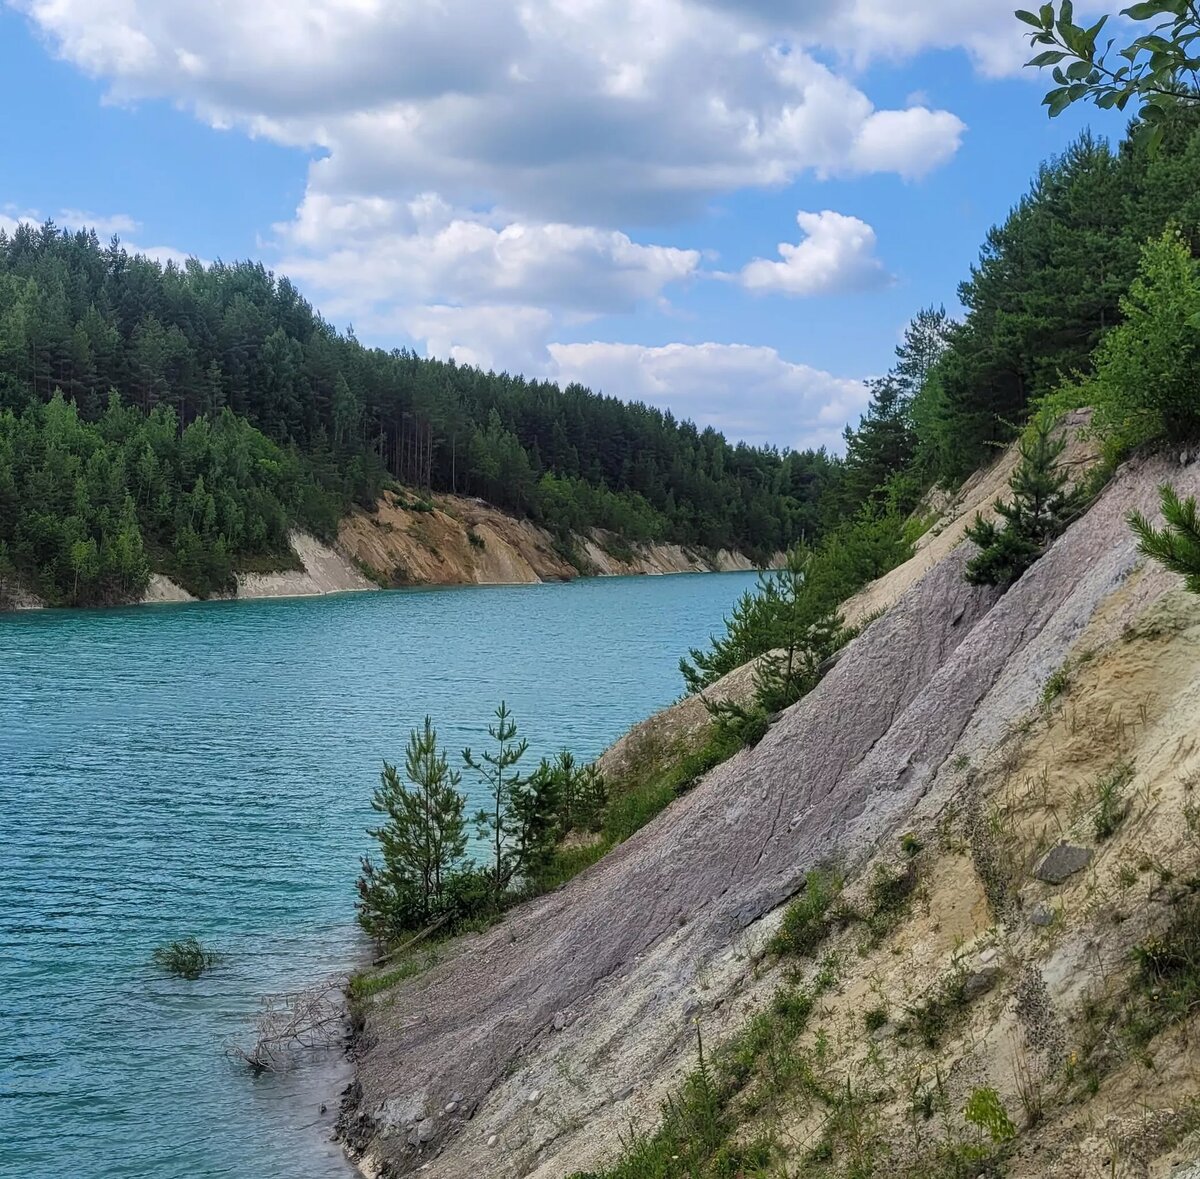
[0, 573, 756, 1179]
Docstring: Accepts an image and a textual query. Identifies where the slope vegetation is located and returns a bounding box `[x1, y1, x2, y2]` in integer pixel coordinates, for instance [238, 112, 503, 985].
[340, 444, 1200, 1179]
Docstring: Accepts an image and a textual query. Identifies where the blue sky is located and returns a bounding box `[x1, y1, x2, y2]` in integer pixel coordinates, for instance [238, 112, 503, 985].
[0, 1, 1126, 452]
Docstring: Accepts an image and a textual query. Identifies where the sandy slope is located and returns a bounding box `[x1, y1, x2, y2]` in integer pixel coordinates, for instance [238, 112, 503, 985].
[338, 489, 764, 588]
[342, 444, 1200, 1179]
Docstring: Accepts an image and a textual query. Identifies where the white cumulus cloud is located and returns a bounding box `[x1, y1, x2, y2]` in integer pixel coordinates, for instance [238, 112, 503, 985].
[739, 210, 890, 297]
[275, 193, 700, 318]
[547, 341, 869, 451]
[14, 0, 969, 225]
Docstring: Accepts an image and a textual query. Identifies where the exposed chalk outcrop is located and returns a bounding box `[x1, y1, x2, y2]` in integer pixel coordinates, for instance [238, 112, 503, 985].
[235, 530, 378, 600]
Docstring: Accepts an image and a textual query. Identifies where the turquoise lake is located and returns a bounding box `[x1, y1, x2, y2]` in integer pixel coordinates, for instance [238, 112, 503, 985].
[0, 572, 757, 1179]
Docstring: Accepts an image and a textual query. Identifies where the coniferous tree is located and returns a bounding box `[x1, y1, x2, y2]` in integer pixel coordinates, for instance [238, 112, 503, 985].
[545, 751, 607, 834]
[464, 702, 530, 905]
[1129, 485, 1200, 594]
[508, 763, 564, 892]
[356, 717, 468, 941]
[964, 415, 1083, 588]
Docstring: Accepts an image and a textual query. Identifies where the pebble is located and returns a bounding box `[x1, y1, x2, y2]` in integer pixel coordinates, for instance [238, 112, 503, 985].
[527, 1089, 542, 1105]
[487, 1135, 499, 1148]
[963, 966, 1001, 1001]
[444, 1101, 458, 1114]
[1034, 844, 1092, 885]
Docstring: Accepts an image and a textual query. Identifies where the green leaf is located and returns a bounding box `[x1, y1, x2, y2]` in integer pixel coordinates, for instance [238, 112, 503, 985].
[1135, 33, 1178, 51]
[1040, 2, 1055, 26]
[1140, 101, 1166, 122]
[1060, 0, 1073, 23]
[1045, 87, 1074, 116]
[1015, 8, 1044, 28]
[1066, 59, 1092, 79]
[1083, 15, 1109, 48]
[1121, 1, 1183, 18]
[1029, 49, 1069, 65]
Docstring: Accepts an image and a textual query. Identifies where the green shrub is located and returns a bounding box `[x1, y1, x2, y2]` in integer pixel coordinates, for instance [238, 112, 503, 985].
[963, 1087, 1017, 1144]
[152, 937, 219, 980]
[1083, 228, 1200, 458]
[768, 869, 840, 957]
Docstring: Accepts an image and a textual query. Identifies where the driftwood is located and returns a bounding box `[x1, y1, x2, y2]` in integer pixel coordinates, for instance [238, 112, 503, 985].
[228, 977, 347, 1074]
[375, 912, 451, 965]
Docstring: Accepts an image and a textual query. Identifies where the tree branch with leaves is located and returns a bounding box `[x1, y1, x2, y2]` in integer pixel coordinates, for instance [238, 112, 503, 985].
[1018, 1, 1200, 150]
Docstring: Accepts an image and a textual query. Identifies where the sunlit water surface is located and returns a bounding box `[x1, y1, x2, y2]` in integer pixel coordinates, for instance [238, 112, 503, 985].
[0, 573, 757, 1179]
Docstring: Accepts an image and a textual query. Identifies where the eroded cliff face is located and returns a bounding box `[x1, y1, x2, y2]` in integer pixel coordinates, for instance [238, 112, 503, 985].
[337, 490, 761, 587]
[341, 447, 1200, 1179]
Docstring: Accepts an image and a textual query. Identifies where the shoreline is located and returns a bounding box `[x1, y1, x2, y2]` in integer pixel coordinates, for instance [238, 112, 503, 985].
[3, 541, 769, 615]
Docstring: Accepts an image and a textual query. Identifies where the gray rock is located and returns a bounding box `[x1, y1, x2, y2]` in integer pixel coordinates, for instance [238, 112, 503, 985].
[407, 1118, 437, 1147]
[526, 1089, 542, 1105]
[552, 1010, 569, 1031]
[963, 966, 1001, 1001]
[1034, 844, 1093, 885]
[444, 1101, 458, 1114]
[486, 1135, 499, 1149]
[1030, 904, 1056, 927]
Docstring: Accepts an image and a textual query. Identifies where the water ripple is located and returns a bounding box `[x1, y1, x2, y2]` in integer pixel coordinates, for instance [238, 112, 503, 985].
[0, 574, 756, 1178]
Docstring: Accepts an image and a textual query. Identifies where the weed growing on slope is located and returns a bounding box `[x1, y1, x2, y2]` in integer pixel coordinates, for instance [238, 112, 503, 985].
[1093, 760, 1135, 842]
[570, 969, 838, 1179]
[863, 860, 921, 944]
[902, 961, 973, 1050]
[1126, 895, 1200, 1049]
[768, 869, 842, 957]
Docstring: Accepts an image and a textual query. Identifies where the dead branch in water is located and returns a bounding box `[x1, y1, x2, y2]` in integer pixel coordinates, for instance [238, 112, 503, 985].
[227, 977, 347, 1074]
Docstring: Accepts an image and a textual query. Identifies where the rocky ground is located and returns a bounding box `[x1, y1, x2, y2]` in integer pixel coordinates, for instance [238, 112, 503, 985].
[340, 435, 1200, 1179]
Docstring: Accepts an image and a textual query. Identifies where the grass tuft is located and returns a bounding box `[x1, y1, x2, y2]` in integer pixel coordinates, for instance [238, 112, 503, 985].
[152, 937, 220, 980]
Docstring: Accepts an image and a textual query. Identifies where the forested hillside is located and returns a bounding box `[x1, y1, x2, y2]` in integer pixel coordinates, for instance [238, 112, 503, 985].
[3, 100, 1200, 609]
[842, 108, 1200, 499]
[0, 229, 835, 605]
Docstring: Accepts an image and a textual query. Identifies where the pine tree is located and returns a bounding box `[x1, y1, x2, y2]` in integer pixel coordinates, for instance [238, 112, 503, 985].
[464, 702, 530, 905]
[508, 764, 563, 892]
[356, 717, 468, 941]
[1129, 485, 1200, 594]
[964, 415, 1082, 587]
[547, 751, 607, 834]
